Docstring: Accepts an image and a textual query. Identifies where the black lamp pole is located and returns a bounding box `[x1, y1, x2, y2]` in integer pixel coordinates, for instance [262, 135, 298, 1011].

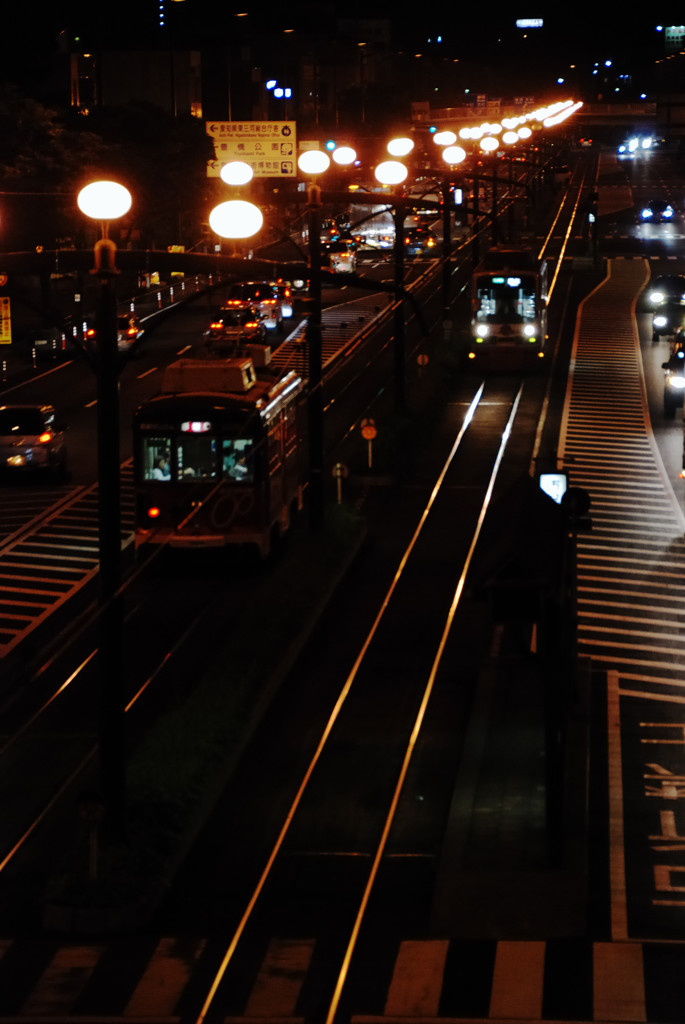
[92, 234, 125, 836]
[392, 199, 407, 415]
[305, 183, 324, 533]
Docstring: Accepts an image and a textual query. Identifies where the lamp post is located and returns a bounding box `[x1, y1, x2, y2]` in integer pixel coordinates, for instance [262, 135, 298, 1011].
[77, 179, 132, 836]
[439, 144, 467, 309]
[297, 148, 331, 533]
[375, 157, 409, 414]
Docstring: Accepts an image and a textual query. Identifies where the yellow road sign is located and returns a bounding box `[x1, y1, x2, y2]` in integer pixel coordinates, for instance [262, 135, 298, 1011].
[206, 121, 297, 178]
[0, 296, 11, 344]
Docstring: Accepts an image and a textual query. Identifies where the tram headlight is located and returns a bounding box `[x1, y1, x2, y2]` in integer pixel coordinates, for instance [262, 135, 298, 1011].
[668, 375, 685, 389]
[523, 323, 537, 339]
[654, 315, 668, 329]
[475, 323, 489, 339]
[649, 290, 665, 305]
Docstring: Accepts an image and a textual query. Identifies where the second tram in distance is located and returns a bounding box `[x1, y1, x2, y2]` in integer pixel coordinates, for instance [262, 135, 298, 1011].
[133, 358, 307, 556]
[469, 246, 548, 369]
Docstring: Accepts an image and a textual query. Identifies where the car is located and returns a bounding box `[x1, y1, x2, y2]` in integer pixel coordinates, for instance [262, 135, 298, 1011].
[19, 325, 68, 362]
[85, 313, 144, 353]
[662, 343, 685, 417]
[223, 281, 285, 331]
[618, 135, 657, 158]
[203, 306, 267, 350]
[116, 314, 144, 351]
[651, 303, 685, 342]
[405, 228, 438, 257]
[640, 199, 676, 223]
[323, 239, 357, 273]
[271, 280, 294, 321]
[646, 274, 685, 309]
[0, 404, 67, 477]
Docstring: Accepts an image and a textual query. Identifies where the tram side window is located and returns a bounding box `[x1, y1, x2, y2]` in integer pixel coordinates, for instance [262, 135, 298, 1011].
[222, 438, 254, 482]
[143, 437, 172, 481]
[177, 434, 217, 481]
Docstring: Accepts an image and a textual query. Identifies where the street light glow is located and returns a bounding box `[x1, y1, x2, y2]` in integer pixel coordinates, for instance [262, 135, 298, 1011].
[209, 199, 263, 239]
[387, 137, 414, 157]
[220, 161, 254, 186]
[374, 160, 408, 186]
[332, 146, 357, 166]
[441, 145, 466, 165]
[298, 150, 331, 176]
[77, 181, 132, 221]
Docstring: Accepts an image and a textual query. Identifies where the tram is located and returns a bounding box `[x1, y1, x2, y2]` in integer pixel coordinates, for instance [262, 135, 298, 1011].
[133, 358, 306, 556]
[469, 247, 548, 369]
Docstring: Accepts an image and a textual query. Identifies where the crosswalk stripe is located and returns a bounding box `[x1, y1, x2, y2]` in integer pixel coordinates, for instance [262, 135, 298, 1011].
[488, 941, 545, 1020]
[384, 939, 448, 1017]
[20, 944, 104, 1014]
[124, 936, 206, 1017]
[593, 942, 646, 1022]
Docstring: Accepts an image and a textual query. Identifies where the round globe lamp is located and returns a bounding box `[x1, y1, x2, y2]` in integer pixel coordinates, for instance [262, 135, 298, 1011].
[387, 137, 414, 158]
[220, 161, 254, 186]
[78, 181, 132, 224]
[209, 200, 263, 239]
[374, 160, 408, 187]
[442, 145, 466, 166]
[332, 146, 357, 166]
[298, 150, 331, 176]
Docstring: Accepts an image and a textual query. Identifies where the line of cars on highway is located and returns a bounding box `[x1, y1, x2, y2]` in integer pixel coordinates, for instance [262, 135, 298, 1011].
[646, 273, 685, 417]
[0, 278, 296, 484]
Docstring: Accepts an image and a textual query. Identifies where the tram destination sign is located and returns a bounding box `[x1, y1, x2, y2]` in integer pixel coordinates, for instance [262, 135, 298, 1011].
[206, 120, 297, 178]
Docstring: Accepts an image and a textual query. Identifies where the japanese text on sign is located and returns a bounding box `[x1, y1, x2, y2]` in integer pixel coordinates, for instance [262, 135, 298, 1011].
[206, 121, 297, 178]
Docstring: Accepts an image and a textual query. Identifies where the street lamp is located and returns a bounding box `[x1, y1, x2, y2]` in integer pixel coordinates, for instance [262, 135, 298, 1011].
[77, 179, 132, 836]
[375, 158, 408, 413]
[297, 148, 330, 532]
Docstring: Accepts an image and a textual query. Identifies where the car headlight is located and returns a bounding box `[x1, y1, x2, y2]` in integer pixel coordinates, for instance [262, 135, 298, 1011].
[664, 207, 674, 218]
[641, 208, 653, 219]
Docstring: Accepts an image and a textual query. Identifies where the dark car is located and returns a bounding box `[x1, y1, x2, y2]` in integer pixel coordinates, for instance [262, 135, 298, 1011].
[662, 344, 685, 417]
[85, 314, 144, 353]
[203, 307, 267, 350]
[19, 325, 68, 362]
[646, 274, 685, 309]
[640, 198, 676, 223]
[405, 228, 438, 258]
[0, 404, 67, 477]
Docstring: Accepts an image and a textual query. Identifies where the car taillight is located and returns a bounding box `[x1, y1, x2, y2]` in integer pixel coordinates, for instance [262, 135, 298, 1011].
[209, 322, 223, 330]
[245, 321, 258, 329]
[38, 431, 53, 444]
[86, 328, 96, 339]
[127, 327, 137, 337]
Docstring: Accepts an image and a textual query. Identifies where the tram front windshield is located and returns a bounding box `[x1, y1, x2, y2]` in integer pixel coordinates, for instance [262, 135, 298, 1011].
[140, 424, 255, 484]
[476, 274, 536, 323]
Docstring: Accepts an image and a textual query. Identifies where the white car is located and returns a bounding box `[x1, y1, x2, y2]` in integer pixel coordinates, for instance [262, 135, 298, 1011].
[0, 404, 68, 477]
[324, 239, 357, 273]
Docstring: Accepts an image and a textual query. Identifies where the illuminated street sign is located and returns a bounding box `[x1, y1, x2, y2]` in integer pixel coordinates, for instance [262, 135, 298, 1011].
[206, 121, 297, 178]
